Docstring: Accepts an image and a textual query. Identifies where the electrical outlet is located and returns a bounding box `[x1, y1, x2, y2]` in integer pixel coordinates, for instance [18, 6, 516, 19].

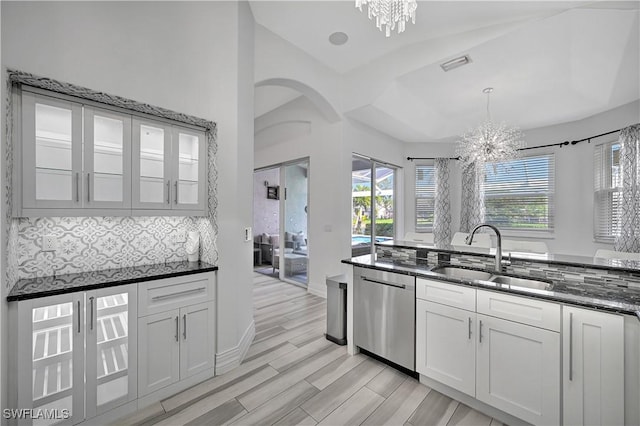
[42, 235, 58, 252]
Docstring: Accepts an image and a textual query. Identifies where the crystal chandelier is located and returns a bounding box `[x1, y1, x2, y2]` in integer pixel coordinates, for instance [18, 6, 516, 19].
[457, 88, 524, 168]
[355, 0, 418, 37]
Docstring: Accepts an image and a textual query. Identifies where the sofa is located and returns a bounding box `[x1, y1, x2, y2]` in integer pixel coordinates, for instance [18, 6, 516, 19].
[255, 232, 307, 273]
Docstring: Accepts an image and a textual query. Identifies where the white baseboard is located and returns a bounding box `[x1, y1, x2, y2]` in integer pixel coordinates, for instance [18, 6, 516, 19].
[215, 320, 255, 375]
[307, 285, 326, 299]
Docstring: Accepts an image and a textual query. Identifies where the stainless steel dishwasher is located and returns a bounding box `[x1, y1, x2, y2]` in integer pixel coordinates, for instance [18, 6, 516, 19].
[354, 266, 415, 371]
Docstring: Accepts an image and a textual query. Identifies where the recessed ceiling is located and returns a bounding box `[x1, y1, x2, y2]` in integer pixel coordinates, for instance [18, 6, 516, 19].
[251, 1, 640, 142]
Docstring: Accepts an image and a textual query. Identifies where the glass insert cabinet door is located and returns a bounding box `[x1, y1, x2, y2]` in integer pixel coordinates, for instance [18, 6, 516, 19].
[83, 107, 132, 209]
[21, 91, 83, 209]
[21, 293, 84, 426]
[85, 285, 137, 418]
[172, 128, 206, 211]
[132, 118, 172, 209]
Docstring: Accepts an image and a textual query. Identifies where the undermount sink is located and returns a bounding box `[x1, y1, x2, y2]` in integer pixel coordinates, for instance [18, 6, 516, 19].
[431, 265, 553, 291]
[489, 275, 553, 291]
[431, 266, 493, 281]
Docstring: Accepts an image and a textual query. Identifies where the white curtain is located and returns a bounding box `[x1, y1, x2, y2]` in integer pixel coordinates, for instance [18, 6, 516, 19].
[614, 124, 640, 252]
[460, 162, 485, 233]
[433, 159, 452, 247]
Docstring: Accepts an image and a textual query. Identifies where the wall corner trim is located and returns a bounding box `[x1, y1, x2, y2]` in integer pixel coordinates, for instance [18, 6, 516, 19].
[214, 320, 255, 375]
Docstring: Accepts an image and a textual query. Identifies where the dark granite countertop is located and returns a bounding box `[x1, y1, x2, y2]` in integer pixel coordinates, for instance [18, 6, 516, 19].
[343, 255, 640, 318]
[7, 261, 218, 302]
[380, 240, 640, 273]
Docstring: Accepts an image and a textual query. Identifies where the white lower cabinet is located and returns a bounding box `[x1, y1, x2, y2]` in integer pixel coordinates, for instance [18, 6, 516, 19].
[416, 299, 476, 397]
[137, 276, 215, 398]
[476, 313, 560, 426]
[562, 306, 624, 426]
[138, 310, 181, 395]
[416, 279, 560, 426]
[9, 272, 215, 425]
[179, 302, 214, 379]
[9, 285, 137, 426]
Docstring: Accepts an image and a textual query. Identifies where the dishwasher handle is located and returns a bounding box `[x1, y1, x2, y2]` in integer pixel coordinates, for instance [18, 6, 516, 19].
[361, 276, 407, 290]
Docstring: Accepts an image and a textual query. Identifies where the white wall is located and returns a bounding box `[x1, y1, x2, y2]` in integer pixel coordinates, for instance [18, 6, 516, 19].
[253, 168, 280, 236]
[403, 100, 640, 257]
[1, 0, 255, 397]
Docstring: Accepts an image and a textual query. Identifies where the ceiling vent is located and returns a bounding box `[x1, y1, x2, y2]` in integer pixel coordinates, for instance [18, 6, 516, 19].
[440, 55, 472, 72]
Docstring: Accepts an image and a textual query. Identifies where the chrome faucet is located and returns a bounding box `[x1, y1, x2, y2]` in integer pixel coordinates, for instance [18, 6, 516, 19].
[466, 224, 506, 272]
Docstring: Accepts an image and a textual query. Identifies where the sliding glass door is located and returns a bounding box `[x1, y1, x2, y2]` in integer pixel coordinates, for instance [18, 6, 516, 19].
[283, 161, 309, 284]
[351, 155, 396, 256]
[253, 158, 309, 287]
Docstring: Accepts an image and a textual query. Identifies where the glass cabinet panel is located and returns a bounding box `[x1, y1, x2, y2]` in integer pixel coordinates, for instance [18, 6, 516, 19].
[35, 103, 74, 201]
[94, 292, 129, 408]
[177, 132, 200, 205]
[139, 124, 167, 204]
[31, 302, 76, 425]
[92, 115, 124, 202]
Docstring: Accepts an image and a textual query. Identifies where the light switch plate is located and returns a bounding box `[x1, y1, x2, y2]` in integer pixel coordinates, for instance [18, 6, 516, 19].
[245, 227, 252, 242]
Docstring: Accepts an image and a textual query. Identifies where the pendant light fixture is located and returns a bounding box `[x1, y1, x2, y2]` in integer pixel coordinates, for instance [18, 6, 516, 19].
[457, 87, 524, 168]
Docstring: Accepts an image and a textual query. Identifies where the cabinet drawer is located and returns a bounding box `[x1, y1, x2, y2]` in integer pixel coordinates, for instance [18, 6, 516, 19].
[139, 274, 212, 317]
[477, 289, 560, 331]
[417, 278, 475, 312]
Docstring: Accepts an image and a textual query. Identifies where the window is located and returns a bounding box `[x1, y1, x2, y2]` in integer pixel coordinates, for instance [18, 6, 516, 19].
[415, 164, 435, 231]
[484, 154, 555, 231]
[594, 141, 621, 242]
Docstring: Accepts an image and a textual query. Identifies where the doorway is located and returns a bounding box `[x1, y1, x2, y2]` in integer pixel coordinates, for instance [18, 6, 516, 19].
[253, 159, 309, 287]
[351, 155, 397, 256]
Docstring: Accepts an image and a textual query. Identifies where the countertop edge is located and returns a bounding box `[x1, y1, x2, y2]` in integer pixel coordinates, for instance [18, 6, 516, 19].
[7, 263, 219, 302]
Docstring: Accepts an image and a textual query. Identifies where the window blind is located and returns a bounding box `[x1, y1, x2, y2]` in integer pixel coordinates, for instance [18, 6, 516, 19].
[594, 141, 621, 242]
[415, 164, 435, 231]
[484, 154, 555, 231]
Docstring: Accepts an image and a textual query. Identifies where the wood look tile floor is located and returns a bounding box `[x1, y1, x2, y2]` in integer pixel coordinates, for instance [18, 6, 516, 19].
[116, 273, 506, 426]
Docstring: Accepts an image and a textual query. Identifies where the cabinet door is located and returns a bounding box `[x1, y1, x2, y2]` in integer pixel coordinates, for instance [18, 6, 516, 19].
[179, 302, 213, 379]
[476, 314, 560, 426]
[416, 300, 476, 397]
[563, 306, 624, 426]
[18, 293, 84, 425]
[21, 91, 83, 210]
[171, 127, 206, 212]
[83, 107, 132, 209]
[132, 118, 172, 210]
[138, 309, 180, 396]
[85, 285, 137, 418]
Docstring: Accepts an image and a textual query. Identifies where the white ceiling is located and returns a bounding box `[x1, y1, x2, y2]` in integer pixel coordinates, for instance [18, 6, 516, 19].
[251, 1, 640, 142]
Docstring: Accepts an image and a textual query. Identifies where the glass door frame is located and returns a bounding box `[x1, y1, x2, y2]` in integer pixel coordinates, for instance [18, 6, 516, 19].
[352, 153, 398, 256]
[254, 157, 310, 288]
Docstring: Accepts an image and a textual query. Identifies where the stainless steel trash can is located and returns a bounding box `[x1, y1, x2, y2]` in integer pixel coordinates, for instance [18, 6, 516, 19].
[326, 274, 347, 345]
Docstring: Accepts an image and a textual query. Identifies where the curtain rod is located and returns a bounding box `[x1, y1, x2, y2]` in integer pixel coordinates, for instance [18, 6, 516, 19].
[407, 127, 625, 161]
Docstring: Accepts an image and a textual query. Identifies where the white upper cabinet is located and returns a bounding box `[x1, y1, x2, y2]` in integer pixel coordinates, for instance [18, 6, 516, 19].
[132, 119, 172, 210]
[18, 90, 208, 217]
[132, 121, 206, 213]
[172, 127, 206, 212]
[83, 107, 132, 210]
[22, 92, 83, 211]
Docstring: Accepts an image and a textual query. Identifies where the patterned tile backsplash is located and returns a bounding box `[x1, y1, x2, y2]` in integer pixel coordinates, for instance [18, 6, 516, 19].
[12, 216, 214, 281]
[376, 246, 640, 290]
